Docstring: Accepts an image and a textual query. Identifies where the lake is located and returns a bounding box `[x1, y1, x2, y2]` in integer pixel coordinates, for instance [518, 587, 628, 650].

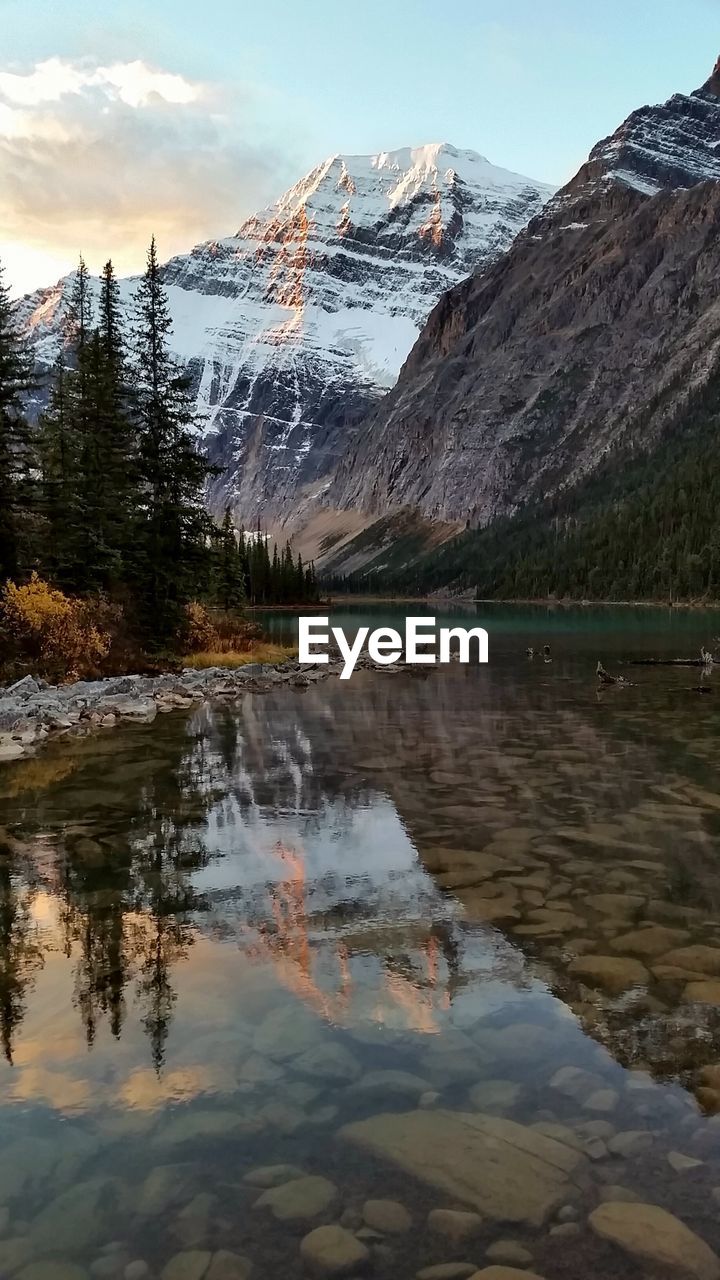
[3, 602, 720, 1280]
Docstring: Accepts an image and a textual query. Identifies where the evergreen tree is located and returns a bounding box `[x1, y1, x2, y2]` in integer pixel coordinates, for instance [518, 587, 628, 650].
[131, 237, 213, 643]
[38, 256, 135, 592]
[37, 362, 77, 583]
[66, 255, 92, 353]
[0, 260, 33, 581]
[213, 508, 246, 610]
[79, 260, 136, 588]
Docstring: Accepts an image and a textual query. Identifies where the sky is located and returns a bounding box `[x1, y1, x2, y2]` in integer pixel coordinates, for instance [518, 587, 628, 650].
[1, 0, 718, 295]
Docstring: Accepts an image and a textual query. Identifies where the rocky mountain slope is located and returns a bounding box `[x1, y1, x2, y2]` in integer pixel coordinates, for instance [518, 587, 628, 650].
[326, 61, 720, 533]
[15, 144, 553, 526]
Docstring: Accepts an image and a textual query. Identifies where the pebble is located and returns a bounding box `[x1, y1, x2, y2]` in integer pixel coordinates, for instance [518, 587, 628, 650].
[486, 1240, 533, 1265]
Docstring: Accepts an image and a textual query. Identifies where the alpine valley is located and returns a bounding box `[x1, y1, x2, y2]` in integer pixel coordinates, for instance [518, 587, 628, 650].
[317, 57, 720, 593]
[14, 143, 553, 536]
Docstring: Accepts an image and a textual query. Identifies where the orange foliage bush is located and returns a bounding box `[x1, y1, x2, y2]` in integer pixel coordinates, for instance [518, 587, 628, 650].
[184, 602, 220, 653]
[1, 573, 111, 680]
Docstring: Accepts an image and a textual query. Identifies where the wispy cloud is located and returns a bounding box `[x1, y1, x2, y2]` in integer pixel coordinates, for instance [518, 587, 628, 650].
[0, 58, 298, 294]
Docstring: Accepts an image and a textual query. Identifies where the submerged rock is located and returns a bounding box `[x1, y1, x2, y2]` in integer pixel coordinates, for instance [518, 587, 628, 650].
[252, 1005, 323, 1061]
[549, 1065, 608, 1101]
[685, 981, 720, 1005]
[242, 1164, 304, 1188]
[362, 1199, 412, 1233]
[293, 1042, 361, 1084]
[161, 1253, 212, 1280]
[349, 1069, 433, 1101]
[606, 1131, 654, 1158]
[663, 946, 720, 975]
[667, 1151, 703, 1172]
[0, 1136, 59, 1201]
[124, 1265, 150, 1280]
[31, 1177, 125, 1256]
[609, 925, 690, 957]
[473, 1022, 556, 1064]
[205, 1252, 253, 1280]
[339, 1110, 586, 1226]
[136, 1164, 199, 1216]
[254, 1174, 337, 1222]
[153, 1109, 261, 1147]
[467, 1080, 523, 1115]
[589, 1202, 720, 1279]
[299, 1224, 370, 1276]
[567, 954, 649, 993]
[485, 1241, 534, 1266]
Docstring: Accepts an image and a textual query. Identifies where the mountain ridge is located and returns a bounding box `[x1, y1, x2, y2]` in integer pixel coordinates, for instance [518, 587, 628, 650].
[322, 62, 720, 541]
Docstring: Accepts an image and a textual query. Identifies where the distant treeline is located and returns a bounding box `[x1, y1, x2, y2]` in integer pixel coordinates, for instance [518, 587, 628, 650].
[0, 245, 317, 653]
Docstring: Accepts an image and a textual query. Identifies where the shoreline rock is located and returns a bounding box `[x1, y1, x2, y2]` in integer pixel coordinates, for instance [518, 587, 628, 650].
[0, 655, 411, 765]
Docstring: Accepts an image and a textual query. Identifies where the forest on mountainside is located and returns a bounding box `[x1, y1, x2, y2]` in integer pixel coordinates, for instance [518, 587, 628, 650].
[326, 361, 720, 604]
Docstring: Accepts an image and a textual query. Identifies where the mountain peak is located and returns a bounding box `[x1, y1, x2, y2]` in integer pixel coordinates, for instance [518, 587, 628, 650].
[701, 56, 720, 97]
[241, 143, 554, 238]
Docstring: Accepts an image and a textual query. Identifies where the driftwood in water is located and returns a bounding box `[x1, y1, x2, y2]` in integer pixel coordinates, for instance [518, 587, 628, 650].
[597, 661, 628, 685]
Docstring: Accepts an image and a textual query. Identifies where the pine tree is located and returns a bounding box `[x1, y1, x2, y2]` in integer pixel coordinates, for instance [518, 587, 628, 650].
[132, 237, 213, 643]
[37, 362, 77, 582]
[81, 260, 136, 587]
[214, 508, 246, 610]
[39, 255, 97, 589]
[0, 260, 33, 581]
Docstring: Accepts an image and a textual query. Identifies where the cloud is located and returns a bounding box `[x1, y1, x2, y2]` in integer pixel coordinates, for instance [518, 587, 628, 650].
[0, 58, 298, 294]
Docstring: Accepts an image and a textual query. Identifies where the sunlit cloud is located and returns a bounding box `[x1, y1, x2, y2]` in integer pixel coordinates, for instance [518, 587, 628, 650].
[0, 57, 297, 295]
[0, 57, 201, 109]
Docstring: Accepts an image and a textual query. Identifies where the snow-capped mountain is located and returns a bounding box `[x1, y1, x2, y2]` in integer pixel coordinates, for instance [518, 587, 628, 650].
[16, 143, 554, 524]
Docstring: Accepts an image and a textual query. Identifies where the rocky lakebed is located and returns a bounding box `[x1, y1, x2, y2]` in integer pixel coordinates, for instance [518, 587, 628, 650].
[4, 606, 720, 1279]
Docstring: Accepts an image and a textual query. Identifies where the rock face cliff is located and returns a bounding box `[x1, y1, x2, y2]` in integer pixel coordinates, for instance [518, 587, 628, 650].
[327, 63, 720, 527]
[15, 144, 552, 525]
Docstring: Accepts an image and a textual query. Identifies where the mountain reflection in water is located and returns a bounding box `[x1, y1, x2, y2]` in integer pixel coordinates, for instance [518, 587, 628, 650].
[3, 609, 720, 1277]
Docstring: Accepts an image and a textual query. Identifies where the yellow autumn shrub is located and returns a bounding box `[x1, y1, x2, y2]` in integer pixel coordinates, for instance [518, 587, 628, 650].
[184, 601, 220, 653]
[1, 573, 111, 680]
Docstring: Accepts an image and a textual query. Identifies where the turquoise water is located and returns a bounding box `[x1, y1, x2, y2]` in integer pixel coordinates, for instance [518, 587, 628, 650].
[2, 605, 720, 1278]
